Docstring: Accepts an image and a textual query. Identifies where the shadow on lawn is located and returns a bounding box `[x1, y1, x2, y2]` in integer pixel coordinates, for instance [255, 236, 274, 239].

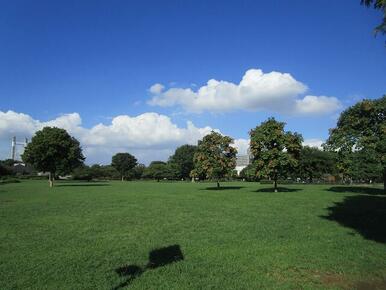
[322, 195, 386, 243]
[57, 183, 110, 187]
[255, 187, 302, 193]
[113, 245, 184, 290]
[327, 186, 385, 196]
[203, 186, 244, 191]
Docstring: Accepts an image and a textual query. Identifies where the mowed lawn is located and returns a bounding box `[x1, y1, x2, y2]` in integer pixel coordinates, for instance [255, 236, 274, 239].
[0, 181, 385, 289]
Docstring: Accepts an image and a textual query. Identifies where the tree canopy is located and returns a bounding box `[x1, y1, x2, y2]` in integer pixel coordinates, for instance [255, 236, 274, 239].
[191, 131, 237, 188]
[297, 146, 337, 182]
[250, 118, 303, 192]
[168, 144, 197, 179]
[111, 153, 137, 181]
[325, 95, 386, 191]
[361, 0, 386, 35]
[142, 161, 173, 181]
[22, 127, 84, 187]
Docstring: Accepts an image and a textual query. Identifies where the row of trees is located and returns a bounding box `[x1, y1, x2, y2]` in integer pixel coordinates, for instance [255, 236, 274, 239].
[12, 95, 385, 192]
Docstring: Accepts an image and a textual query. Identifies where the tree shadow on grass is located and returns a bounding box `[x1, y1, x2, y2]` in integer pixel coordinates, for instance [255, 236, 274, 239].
[327, 186, 385, 196]
[57, 183, 110, 187]
[255, 187, 302, 193]
[113, 245, 184, 290]
[203, 186, 244, 191]
[322, 195, 386, 243]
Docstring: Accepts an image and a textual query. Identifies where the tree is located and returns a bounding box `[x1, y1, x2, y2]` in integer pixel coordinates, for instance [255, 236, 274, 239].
[128, 163, 146, 180]
[361, 0, 386, 35]
[168, 145, 197, 179]
[250, 118, 303, 192]
[72, 165, 93, 181]
[191, 131, 237, 188]
[111, 153, 137, 181]
[142, 161, 173, 181]
[325, 95, 386, 192]
[239, 164, 258, 181]
[297, 146, 337, 182]
[22, 127, 84, 187]
[349, 149, 383, 183]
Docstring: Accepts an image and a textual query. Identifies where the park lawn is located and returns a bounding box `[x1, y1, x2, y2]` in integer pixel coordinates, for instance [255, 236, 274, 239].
[0, 180, 385, 290]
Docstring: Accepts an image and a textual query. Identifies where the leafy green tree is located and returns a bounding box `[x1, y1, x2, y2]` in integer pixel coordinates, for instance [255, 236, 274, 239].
[22, 127, 84, 187]
[349, 149, 383, 183]
[142, 161, 173, 181]
[0, 159, 16, 177]
[297, 146, 337, 182]
[239, 164, 258, 181]
[250, 118, 303, 192]
[127, 163, 146, 180]
[191, 131, 237, 188]
[96, 165, 120, 180]
[361, 0, 386, 35]
[111, 153, 137, 181]
[168, 145, 197, 179]
[325, 96, 386, 192]
[72, 165, 93, 181]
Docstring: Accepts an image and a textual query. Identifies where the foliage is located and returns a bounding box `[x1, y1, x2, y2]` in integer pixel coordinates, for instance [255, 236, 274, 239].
[249, 118, 303, 192]
[22, 127, 85, 187]
[88, 164, 120, 180]
[361, 0, 386, 35]
[0, 160, 14, 177]
[296, 146, 337, 182]
[111, 153, 137, 181]
[128, 163, 146, 180]
[142, 161, 173, 181]
[325, 95, 386, 191]
[347, 149, 383, 183]
[168, 145, 197, 179]
[72, 165, 94, 181]
[239, 164, 258, 181]
[191, 131, 237, 187]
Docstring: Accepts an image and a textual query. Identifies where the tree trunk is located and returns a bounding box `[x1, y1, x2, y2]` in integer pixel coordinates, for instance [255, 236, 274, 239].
[217, 181, 220, 188]
[48, 172, 53, 188]
[121, 175, 124, 182]
[274, 178, 278, 193]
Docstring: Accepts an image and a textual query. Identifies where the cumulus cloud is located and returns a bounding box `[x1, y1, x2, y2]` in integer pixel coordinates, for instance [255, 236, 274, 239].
[295, 95, 342, 115]
[302, 138, 324, 149]
[229, 138, 325, 155]
[148, 68, 341, 115]
[232, 138, 250, 155]
[0, 110, 215, 164]
[149, 83, 165, 94]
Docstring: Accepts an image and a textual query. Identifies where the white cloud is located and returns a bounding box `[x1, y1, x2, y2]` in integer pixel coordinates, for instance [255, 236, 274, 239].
[149, 83, 165, 94]
[227, 137, 325, 154]
[302, 138, 324, 149]
[0, 110, 215, 164]
[295, 95, 342, 115]
[232, 138, 250, 155]
[148, 68, 341, 115]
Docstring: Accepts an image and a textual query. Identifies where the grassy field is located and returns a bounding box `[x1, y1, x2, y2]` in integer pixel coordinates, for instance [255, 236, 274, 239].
[0, 180, 385, 289]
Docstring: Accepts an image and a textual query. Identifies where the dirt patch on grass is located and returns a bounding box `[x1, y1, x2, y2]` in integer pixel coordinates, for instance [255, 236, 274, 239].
[318, 272, 353, 289]
[318, 272, 386, 290]
[354, 279, 386, 290]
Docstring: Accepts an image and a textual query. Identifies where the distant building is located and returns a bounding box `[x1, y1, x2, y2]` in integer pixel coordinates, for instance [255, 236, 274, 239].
[235, 148, 252, 175]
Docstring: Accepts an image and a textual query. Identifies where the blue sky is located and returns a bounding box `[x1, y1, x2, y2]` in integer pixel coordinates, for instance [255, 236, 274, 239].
[0, 0, 385, 164]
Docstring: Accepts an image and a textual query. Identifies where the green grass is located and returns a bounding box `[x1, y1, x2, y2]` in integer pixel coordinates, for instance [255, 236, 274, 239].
[0, 180, 385, 289]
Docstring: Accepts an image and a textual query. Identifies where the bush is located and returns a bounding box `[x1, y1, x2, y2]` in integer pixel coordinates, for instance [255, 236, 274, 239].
[72, 167, 93, 181]
[0, 177, 20, 184]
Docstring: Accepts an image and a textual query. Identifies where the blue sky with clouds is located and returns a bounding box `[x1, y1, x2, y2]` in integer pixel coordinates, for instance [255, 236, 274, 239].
[0, 0, 385, 164]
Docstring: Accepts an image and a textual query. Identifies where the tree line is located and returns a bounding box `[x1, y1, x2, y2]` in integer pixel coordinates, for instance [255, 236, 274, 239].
[1, 95, 384, 192]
